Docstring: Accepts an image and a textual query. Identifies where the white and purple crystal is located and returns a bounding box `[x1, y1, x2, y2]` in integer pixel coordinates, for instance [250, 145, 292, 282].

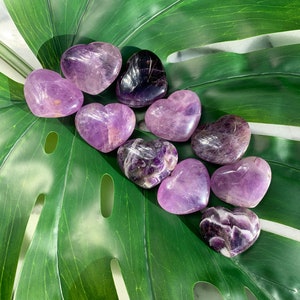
[145, 90, 201, 142]
[191, 115, 251, 165]
[61, 42, 122, 95]
[200, 206, 261, 257]
[116, 50, 168, 108]
[211, 156, 272, 208]
[117, 138, 178, 188]
[24, 69, 84, 118]
[157, 158, 210, 214]
[75, 103, 135, 153]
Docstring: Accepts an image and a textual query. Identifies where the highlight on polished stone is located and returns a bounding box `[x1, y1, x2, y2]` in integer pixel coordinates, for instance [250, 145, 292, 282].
[75, 102, 136, 153]
[157, 158, 210, 214]
[117, 138, 178, 188]
[211, 156, 272, 208]
[116, 50, 168, 108]
[61, 42, 122, 95]
[24, 69, 84, 118]
[200, 206, 261, 257]
[145, 90, 201, 142]
[191, 115, 251, 165]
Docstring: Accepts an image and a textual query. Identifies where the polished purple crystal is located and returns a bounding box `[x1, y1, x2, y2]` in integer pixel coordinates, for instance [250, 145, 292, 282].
[61, 42, 122, 95]
[117, 138, 178, 188]
[145, 90, 201, 142]
[116, 50, 168, 108]
[24, 69, 84, 118]
[157, 158, 210, 214]
[75, 103, 136, 153]
[191, 115, 251, 164]
[211, 156, 272, 208]
[200, 206, 261, 257]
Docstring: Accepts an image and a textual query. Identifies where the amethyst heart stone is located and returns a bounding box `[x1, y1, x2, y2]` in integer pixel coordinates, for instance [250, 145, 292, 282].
[157, 158, 210, 214]
[75, 103, 136, 153]
[24, 69, 84, 118]
[117, 138, 178, 188]
[116, 50, 168, 108]
[211, 156, 272, 208]
[61, 42, 122, 95]
[200, 206, 261, 257]
[191, 115, 251, 165]
[145, 90, 201, 142]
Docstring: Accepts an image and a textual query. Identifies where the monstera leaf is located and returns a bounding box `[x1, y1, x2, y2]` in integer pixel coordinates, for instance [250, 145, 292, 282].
[1, 0, 300, 299]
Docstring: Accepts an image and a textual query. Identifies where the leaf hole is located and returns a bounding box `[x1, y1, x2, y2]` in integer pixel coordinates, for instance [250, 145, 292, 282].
[244, 287, 257, 300]
[194, 281, 223, 300]
[44, 131, 59, 154]
[110, 258, 130, 300]
[100, 173, 114, 218]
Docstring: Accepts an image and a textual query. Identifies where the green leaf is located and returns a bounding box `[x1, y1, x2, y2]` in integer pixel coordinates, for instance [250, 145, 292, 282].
[1, 0, 300, 299]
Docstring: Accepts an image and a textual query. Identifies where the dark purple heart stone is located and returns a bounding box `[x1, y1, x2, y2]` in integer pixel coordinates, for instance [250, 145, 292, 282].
[157, 158, 210, 214]
[191, 115, 251, 165]
[116, 50, 168, 108]
[117, 138, 178, 188]
[200, 206, 261, 257]
[60, 42, 122, 95]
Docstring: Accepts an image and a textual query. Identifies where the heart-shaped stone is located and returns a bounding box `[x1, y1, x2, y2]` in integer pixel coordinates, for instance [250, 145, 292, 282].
[200, 206, 261, 257]
[191, 115, 251, 164]
[116, 50, 168, 108]
[211, 156, 272, 208]
[24, 69, 84, 118]
[75, 103, 135, 153]
[145, 90, 201, 142]
[60, 42, 122, 95]
[157, 158, 210, 214]
[117, 138, 178, 188]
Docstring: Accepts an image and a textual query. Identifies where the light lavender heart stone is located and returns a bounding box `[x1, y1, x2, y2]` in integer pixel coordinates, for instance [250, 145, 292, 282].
[61, 42, 122, 95]
[200, 206, 261, 257]
[157, 158, 210, 214]
[117, 138, 178, 189]
[75, 103, 135, 153]
[24, 69, 84, 118]
[191, 115, 251, 164]
[145, 90, 201, 142]
[211, 156, 272, 208]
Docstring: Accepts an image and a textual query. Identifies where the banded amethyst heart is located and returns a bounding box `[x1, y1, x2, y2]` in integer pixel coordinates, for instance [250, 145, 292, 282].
[157, 158, 210, 214]
[145, 90, 201, 142]
[117, 138, 178, 188]
[61, 42, 122, 95]
[116, 50, 168, 108]
[211, 156, 272, 208]
[24, 69, 84, 118]
[200, 206, 261, 257]
[191, 115, 251, 165]
[75, 103, 136, 153]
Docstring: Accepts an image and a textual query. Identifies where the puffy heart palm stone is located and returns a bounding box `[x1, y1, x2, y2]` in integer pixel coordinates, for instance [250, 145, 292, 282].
[60, 42, 122, 95]
[145, 90, 201, 142]
[24, 69, 84, 118]
[75, 103, 135, 153]
[157, 158, 210, 214]
[200, 206, 261, 257]
[191, 114, 251, 164]
[116, 50, 168, 108]
[117, 138, 178, 188]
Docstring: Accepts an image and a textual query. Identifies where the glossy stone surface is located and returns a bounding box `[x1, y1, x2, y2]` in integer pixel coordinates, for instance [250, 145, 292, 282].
[61, 42, 122, 95]
[24, 69, 84, 118]
[211, 156, 272, 208]
[191, 115, 251, 165]
[157, 158, 210, 214]
[75, 103, 135, 153]
[116, 50, 168, 108]
[200, 206, 261, 257]
[145, 90, 201, 142]
[117, 138, 178, 188]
